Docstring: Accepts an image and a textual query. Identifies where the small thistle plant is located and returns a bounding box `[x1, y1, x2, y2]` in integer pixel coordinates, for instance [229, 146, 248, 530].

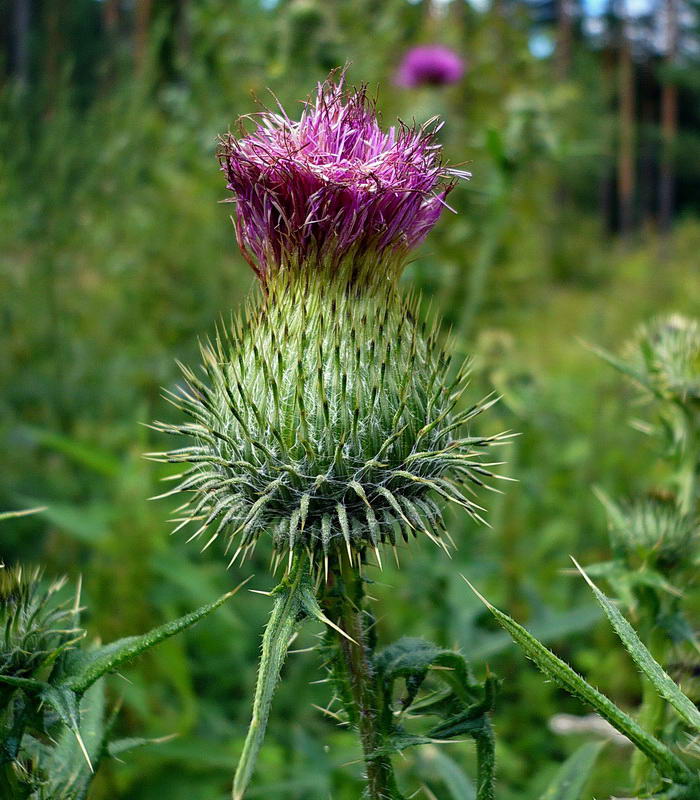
[467, 313, 700, 800]
[0, 547, 242, 799]
[151, 75, 505, 800]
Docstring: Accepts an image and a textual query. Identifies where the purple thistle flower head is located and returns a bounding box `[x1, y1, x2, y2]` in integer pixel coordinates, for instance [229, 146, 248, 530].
[218, 75, 468, 285]
[395, 45, 465, 89]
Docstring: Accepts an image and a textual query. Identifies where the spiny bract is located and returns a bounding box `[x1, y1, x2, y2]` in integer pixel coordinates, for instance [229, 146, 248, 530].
[151, 273, 507, 571]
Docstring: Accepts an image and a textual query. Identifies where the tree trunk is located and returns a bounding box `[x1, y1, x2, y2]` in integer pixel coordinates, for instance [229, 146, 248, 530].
[12, 0, 31, 86]
[658, 0, 679, 233]
[617, 24, 636, 235]
[134, 0, 153, 76]
[555, 0, 573, 80]
[103, 0, 120, 33]
[599, 43, 616, 234]
[43, 0, 65, 110]
[176, 0, 191, 70]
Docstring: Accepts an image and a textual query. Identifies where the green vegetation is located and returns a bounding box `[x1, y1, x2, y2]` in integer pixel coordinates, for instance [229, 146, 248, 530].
[2, 1, 700, 798]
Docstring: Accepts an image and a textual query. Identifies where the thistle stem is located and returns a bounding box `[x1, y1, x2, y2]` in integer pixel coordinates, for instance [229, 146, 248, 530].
[326, 555, 401, 800]
[232, 553, 308, 800]
[474, 722, 496, 800]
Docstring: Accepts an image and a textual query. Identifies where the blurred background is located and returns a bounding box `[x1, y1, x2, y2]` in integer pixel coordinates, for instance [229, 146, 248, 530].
[1, 0, 699, 797]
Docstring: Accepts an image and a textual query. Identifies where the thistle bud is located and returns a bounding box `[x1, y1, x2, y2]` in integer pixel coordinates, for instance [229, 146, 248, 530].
[394, 45, 465, 89]
[625, 314, 700, 405]
[607, 498, 697, 572]
[0, 567, 79, 685]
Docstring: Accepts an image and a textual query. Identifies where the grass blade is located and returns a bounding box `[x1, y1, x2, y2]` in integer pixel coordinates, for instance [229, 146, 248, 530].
[538, 741, 605, 800]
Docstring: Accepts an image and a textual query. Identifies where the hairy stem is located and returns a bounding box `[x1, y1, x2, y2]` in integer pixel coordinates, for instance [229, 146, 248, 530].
[232, 553, 308, 800]
[474, 722, 496, 800]
[325, 555, 400, 800]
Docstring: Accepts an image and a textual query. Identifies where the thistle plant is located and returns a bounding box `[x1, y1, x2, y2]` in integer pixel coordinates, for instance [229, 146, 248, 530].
[467, 314, 700, 800]
[0, 559, 243, 799]
[151, 74, 506, 799]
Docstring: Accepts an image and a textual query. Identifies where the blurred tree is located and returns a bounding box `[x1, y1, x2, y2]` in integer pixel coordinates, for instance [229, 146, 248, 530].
[134, 0, 153, 76]
[659, 0, 679, 232]
[555, 0, 574, 78]
[10, 0, 31, 86]
[617, 2, 637, 234]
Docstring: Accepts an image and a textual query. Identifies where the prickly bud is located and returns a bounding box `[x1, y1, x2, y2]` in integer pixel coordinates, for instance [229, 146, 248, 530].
[626, 314, 700, 405]
[604, 496, 697, 572]
[151, 272, 506, 572]
[0, 566, 80, 685]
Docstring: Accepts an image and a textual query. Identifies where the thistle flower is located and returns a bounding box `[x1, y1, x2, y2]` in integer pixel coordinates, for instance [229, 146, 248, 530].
[158, 76, 507, 800]
[394, 45, 465, 89]
[152, 77, 500, 576]
[218, 76, 468, 283]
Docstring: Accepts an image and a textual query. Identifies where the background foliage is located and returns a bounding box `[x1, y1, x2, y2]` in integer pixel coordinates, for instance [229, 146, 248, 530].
[2, 0, 700, 797]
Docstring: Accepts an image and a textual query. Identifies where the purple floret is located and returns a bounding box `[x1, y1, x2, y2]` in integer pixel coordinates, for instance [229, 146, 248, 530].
[395, 45, 465, 89]
[218, 76, 468, 281]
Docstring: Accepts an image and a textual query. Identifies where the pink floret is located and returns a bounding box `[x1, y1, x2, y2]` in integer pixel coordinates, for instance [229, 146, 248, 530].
[218, 76, 468, 280]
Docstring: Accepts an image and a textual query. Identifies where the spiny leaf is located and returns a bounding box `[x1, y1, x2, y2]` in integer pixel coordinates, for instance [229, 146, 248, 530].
[40, 684, 93, 772]
[233, 555, 310, 800]
[574, 558, 700, 732]
[464, 576, 693, 784]
[0, 507, 47, 522]
[45, 680, 107, 798]
[538, 740, 605, 800]
[59, 578, 251, 695]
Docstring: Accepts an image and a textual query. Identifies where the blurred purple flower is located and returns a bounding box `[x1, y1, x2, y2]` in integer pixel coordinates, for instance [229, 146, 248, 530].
[395, 45, 465, 89]
[218, 75, 468, 282]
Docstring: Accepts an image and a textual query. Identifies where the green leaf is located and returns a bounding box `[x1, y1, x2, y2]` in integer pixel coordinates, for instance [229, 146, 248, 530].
[469, 604, 602, 662]
[538, 741, 605, 800]
[40, 685, 93, 772]
[150, 550, 242, 626]
[23, 427, 121, 477]
[583, 342, 657, 396]
[57, 578, 251, 695]
[464, 577, 692, 784]
[375, 637, 478, 705]
[107, 734, 171, 758]
[26, 500, 110, 544]
[574, 559, 700, 732]
[44, 680, 107, 799]
[419, 745, 477, 800]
